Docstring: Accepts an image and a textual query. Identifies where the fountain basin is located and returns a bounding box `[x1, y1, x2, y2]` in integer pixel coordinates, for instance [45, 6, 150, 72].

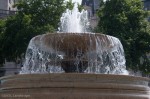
[0, 74, 150, 99]
[21, 33, 126, 74]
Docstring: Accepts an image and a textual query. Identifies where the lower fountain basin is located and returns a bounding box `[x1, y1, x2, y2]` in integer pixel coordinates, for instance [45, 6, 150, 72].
[0, 74, 150, 99]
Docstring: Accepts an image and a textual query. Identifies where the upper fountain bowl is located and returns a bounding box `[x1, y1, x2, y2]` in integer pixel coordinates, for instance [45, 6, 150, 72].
[21, 33, 127, 74]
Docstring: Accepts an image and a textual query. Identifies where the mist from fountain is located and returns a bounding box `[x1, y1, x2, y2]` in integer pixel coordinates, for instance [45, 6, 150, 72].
[20, 3, 128, 75]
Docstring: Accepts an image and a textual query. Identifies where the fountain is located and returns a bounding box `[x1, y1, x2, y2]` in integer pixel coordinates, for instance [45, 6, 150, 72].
[0, 3, 150, 99]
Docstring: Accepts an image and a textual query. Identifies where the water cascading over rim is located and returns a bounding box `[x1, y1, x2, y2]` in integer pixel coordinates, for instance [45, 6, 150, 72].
[20, 33, 127, 74]
[20, 3, 127, 74]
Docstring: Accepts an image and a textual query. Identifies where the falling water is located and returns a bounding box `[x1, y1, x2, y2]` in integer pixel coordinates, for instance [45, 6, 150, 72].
[20, 3, 128, 75]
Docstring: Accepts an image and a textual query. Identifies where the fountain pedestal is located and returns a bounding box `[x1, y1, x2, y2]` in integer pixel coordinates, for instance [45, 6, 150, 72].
[0, 74, 150, 99]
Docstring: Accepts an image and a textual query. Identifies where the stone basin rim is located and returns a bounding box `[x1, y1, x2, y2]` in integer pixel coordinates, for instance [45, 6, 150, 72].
[0, 73, 149, 82]
[34, 32, 111, 37]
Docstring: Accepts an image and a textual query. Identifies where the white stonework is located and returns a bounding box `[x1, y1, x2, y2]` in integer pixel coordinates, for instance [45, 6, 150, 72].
[0, 0, 17, 11]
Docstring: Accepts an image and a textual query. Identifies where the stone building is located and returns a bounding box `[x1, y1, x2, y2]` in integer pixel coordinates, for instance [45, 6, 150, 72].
[0, 0, 18, 11]
[143, 0, 150, 11]
[0, 0, 17, 18]
[143, 0, 150, 21]
[0, 62, 21, 77]
[81, 0, 100, 29]
[82, 0, 100, 16]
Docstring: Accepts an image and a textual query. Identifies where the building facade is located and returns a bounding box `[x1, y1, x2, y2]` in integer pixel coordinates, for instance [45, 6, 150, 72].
[143, 0, 150, 21]
[82, 0, 100, 16]
[81, 0, 100, 28]
[0, 0, 17, 18]
[0, 0, 17, 11]
[143, 0, 150, 10]
[0, 62, 21, 77]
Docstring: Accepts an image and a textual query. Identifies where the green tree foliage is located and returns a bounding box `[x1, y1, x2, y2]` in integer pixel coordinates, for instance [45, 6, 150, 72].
[97, 0, 150, 73]
[0, 19, 6, 65]
[65, 0, 75, 10]
[65, 0, 83, 11]
[15, 0, 66, 29]
[1, 0, 67, 62]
